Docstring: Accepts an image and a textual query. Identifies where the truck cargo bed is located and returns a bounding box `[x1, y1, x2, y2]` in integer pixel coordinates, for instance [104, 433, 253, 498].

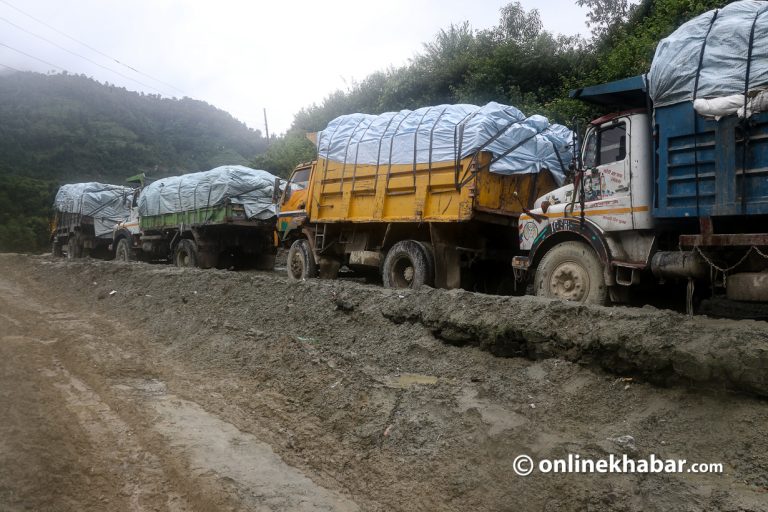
[655, 102, 768, 218]
[140, 203, 271, 230]
[308, 153, 556, 224]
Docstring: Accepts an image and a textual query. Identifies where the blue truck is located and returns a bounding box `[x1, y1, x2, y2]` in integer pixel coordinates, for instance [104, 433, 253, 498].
[512, 0, 768, 308]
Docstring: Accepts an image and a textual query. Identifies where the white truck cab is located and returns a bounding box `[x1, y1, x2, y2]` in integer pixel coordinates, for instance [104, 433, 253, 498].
[515, 111, 656, 304]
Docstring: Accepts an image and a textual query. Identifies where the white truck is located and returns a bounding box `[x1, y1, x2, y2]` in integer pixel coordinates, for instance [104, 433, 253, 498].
[513, 3, 768, 309]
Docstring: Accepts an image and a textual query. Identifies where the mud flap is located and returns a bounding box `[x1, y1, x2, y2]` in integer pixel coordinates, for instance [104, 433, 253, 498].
[430, 224, 461, 289]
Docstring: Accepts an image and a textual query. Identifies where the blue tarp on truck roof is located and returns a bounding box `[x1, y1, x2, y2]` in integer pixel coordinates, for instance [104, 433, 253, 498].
[649, 0, 768, 107]
[54, 182, 133, 237]
[137, 165, 280, 221]
[316, 102, 573, 185]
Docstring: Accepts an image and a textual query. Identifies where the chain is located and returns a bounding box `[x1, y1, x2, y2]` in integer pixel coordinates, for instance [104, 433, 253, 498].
[684, 246, 768, 311]
[693, 246, 754, 290]
[753, 246, 768, 260]
[694, 245, 754, 274]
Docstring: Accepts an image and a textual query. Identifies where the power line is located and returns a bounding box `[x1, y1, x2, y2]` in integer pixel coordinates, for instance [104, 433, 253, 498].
[0, 14, 169, 95]
[0, 60, 22, 72]
[0, 0, 187, 96]
[0, 42, 65, 71]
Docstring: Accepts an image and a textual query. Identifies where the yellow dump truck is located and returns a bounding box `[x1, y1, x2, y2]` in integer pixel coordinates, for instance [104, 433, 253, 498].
[277, 104, 570, 291]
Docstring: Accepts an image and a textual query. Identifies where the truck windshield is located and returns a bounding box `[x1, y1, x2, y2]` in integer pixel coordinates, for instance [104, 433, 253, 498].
[289, 168, 310, 190]
[584, 122, 626, 168]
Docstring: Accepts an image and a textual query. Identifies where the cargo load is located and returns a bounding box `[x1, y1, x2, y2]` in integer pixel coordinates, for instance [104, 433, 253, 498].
[53, 182, 133, 237]
[649, 0, 768, 109]
[138, 165, 279, 220]
[316, 102, 573, 185]
[114, 165, 280, 270]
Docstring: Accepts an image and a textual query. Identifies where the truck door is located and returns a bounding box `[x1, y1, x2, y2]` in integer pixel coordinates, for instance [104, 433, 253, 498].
[277, 164, 312, 239]
[582, 119, 634, 230]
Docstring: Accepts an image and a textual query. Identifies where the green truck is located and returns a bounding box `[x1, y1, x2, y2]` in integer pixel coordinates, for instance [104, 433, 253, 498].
[112, 166, 281, 269]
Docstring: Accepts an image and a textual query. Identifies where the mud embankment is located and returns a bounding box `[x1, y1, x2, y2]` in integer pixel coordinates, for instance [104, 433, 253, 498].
[27, 254, 768, 398]
[373, 289, 768, 396]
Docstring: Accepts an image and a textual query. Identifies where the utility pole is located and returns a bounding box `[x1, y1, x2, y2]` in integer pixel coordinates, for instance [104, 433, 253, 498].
[263, 108, 270, 143]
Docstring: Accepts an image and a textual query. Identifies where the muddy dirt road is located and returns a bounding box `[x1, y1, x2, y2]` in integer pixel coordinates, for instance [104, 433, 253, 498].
[1, 253, 768, 511]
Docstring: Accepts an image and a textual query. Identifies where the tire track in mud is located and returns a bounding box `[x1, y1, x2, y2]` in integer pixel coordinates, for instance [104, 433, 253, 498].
[0, 262, 361, 512]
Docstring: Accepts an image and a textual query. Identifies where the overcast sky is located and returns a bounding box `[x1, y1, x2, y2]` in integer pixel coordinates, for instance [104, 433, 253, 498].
[0, 0, 590, 135]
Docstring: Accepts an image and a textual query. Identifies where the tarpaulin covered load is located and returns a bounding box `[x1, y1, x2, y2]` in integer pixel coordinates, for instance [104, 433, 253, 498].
[138, 165, 279, 220]
[316, 102, 573, 185]
[649, 0, 768, 108]
[54, 182, 133, 237]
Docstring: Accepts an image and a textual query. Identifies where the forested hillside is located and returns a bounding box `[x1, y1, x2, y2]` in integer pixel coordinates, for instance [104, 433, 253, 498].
[255, 0, 731, 175]
[0, 72, 269, 252]
[0, 72, 268, 182]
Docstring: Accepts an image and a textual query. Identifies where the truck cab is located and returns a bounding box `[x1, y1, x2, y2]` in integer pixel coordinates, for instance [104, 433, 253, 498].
[277, 162, 312, 243]
[514, 76, 658, 304]
[112, 173, 144, 262]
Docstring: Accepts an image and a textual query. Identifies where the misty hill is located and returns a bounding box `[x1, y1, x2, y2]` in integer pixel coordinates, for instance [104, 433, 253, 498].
[0, 71, 269, 183]
[0, 71, 271, 252]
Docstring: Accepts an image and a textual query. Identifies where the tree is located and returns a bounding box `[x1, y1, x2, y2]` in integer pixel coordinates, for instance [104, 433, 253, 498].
[251, 133, 316, 178]
[577, 0, 632, 39]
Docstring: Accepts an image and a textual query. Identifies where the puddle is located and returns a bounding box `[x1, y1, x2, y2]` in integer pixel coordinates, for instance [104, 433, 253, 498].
[456, 388, 527, 435]
[119, 379, 359, 511]
[388, 373, 439, 388]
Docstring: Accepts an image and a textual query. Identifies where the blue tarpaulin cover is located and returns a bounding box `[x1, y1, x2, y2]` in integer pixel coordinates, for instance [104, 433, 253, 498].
[138, 165, 279, 220]
[316, 102, 573, 185]
[54, 182, 133, 237]
[649, 0, 768, 107]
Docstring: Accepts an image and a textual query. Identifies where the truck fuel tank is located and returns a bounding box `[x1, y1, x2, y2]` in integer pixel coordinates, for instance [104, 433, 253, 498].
[651, 251, 709, 280]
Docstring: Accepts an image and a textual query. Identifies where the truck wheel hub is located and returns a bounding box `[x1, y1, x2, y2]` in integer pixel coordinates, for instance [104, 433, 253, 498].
[290, 254, 304, 277]
[403, 266, 414, 282]
[550, 263, 587, 301]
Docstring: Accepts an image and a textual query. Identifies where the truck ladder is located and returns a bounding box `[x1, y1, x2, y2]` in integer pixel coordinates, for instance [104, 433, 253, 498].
[314, 224, 327, 252]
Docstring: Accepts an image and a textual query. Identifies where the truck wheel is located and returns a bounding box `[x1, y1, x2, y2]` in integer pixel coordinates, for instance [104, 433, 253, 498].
[115, 238, 132, 262]
[174, 239, 198, 268]
[51, 241, 63, 257]
[535, 241, 607, 305]
[383, 240, 434, 289]
[415, 241, 435, 285]
[287, 239, 316, 281]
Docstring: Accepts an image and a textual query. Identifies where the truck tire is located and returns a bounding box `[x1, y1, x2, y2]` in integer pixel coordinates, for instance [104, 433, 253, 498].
[382, 240, 434, 289]
[115, 238, 132, 262]
[414, 241, 436, 286]
[287, 239, 316, 281]
[535, 241, 607, 305]
[51, 241, 63, 257]
[174, 239, 198, 268]
[726, 272, 768, 302]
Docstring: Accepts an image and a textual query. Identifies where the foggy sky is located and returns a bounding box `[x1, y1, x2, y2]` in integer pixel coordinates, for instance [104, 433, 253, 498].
[0, 0, 590, 135]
